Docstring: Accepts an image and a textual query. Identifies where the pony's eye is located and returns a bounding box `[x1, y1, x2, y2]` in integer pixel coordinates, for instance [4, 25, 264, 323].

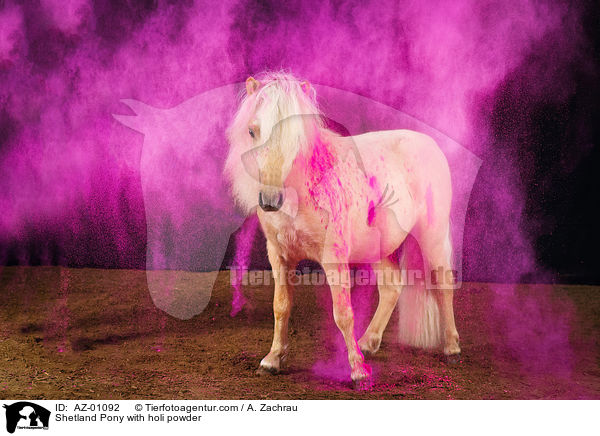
[249, 129, 255, 138]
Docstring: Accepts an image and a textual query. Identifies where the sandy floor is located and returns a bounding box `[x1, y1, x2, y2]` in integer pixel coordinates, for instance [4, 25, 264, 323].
[0, 266, 598, 399]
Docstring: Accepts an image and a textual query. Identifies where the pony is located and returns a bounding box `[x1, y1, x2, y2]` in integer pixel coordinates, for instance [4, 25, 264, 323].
[225, 72, 460, 385]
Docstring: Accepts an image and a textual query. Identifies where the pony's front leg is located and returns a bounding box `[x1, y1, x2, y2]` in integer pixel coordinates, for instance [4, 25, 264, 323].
[322, 261, 372, 386]
[258, 240, 293, 375]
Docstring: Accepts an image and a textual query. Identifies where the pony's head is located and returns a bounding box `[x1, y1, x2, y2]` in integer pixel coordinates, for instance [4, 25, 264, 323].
[225, 72, 323, 214]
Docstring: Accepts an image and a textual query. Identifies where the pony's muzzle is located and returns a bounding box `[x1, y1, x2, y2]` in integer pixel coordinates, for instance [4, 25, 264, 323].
[259, 189, 284, 212]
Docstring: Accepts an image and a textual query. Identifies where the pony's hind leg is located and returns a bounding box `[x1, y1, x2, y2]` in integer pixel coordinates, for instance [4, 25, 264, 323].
[258, 240, 293, 375]
[358, 255, 404, 355]
[419, 227, 461, 361]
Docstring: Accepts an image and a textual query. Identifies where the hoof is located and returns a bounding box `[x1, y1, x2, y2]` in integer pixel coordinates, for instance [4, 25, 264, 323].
[358, 333, 381, 356]
[350, 362, 372, 390]
[258, 349, 287, 375]
[352, 377, 374, 391]
[444, 353, 462, 365]
[359, 346, 373, 357]
[256, 364, 279, 376]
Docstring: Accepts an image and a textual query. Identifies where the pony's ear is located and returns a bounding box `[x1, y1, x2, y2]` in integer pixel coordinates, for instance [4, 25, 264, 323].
[300, 81, 311, 95]
[246, 77, 260, 95]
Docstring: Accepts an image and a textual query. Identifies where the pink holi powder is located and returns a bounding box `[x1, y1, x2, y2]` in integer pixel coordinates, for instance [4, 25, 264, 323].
[0, 0, 589, 286]
[0, 0, 592, 386]
[312, 267, 378, 383]
[230, 215, 259, 317]
[490, 283, 575, 379]
[367, 201, 376, 225]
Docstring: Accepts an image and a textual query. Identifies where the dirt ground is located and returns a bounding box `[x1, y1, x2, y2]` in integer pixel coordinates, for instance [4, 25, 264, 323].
[0, 266, 598, 399]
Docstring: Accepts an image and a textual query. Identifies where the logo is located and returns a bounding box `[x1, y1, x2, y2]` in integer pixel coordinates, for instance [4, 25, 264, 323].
[113, 82, 481, 319]
[3, 402, 50, 434]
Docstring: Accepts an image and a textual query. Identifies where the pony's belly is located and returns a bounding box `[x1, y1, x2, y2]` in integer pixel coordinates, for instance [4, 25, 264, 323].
[348, 227, 388, 263]
[349, 204, 412, 263]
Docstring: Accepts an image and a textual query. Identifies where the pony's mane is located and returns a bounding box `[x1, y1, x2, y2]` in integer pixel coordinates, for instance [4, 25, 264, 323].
[225, 72, 325, 213]
[227, 72, 324, 151]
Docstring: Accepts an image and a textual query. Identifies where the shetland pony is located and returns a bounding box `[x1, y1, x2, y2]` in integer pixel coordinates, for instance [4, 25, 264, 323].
[225, 72, 460, 385]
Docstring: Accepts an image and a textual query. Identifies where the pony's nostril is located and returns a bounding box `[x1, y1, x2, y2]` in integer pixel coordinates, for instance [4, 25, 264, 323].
[259, 190, 283, 212]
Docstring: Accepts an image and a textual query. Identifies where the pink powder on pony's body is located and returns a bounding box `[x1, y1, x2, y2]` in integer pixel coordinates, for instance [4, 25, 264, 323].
[304, 138, 350, 258]
[367, 201, 376, 225]
[299, 133, 382, 253]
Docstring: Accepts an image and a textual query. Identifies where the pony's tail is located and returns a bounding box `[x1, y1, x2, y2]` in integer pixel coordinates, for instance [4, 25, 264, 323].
[396, 284, 441, 350]
[395, 246, 442, 350]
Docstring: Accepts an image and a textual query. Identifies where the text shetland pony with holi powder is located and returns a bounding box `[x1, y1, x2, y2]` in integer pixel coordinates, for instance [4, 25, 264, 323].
[225, 72, 460, 385]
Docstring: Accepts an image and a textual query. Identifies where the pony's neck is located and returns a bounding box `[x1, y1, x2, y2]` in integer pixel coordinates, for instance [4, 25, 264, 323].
[289, 128, 342, 186]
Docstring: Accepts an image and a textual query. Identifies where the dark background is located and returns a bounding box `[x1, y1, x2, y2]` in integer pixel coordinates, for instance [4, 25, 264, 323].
[0, 0, 598, 284]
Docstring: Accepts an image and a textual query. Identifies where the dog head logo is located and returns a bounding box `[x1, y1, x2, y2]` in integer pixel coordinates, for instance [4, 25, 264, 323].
[113, 81, 481, 319]
[3, 402, 50, 433]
